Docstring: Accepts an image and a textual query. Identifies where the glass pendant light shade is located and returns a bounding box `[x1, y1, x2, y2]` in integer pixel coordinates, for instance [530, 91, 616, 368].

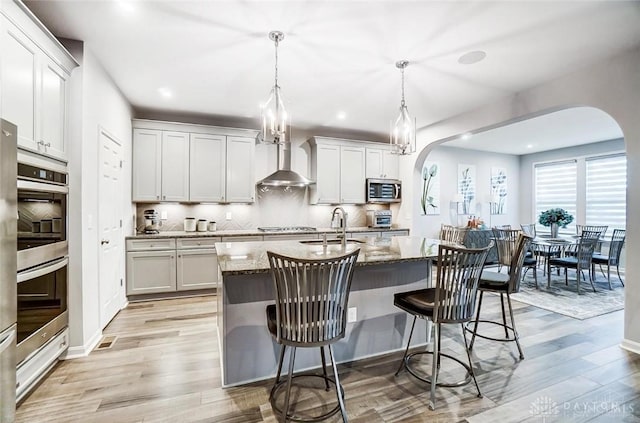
[390, 60, 416, 155]
[261, 31, 288, 144]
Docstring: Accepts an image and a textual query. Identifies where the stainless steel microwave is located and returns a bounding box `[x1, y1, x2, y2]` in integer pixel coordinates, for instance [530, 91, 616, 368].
[366, 178, 401, 203]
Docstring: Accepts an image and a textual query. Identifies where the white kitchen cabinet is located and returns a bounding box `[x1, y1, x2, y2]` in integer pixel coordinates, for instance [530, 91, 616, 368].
[380, 230, 409, 238]
[126, 250, 177, 295]
[226, 136, 255, 203]
[1, 6, 75, 161]
[309, 137, 371, 205]
[160, 131, 190, 202]
[176, 249, 218, 291]
[132, 129, 162, 202]
[366, 146, 399, 179]
[190, 133, 226, 202]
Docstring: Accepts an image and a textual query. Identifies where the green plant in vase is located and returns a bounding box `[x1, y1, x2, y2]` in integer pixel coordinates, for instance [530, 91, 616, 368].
[538, 208, 573, 237]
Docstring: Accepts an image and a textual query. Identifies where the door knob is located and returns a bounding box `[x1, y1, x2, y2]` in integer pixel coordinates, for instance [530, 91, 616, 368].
[101, 239, 110, 245]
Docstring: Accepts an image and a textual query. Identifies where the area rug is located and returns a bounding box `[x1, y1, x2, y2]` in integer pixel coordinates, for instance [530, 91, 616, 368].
[487, 268, 625, 320]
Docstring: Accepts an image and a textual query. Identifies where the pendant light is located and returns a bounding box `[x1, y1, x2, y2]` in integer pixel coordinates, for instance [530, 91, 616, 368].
[261, 31, 288, 144]
[390, 60, 416, 155]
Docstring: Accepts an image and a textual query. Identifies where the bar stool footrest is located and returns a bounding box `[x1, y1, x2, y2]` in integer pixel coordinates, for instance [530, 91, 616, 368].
[404, 351, 473, 388]
[269, 374, 345, 422]
[464, 320, 518, 343]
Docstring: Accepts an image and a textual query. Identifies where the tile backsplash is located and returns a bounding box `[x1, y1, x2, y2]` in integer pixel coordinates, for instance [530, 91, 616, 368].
[134, 186, 388, 233]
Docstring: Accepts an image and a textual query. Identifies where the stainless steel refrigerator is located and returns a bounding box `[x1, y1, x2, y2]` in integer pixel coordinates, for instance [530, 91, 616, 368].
[0, 119, 17, 422]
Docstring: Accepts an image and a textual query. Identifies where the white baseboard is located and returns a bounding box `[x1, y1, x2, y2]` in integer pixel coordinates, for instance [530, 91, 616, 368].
[620, 338, 640, 355]
[62, 329, 102, 359]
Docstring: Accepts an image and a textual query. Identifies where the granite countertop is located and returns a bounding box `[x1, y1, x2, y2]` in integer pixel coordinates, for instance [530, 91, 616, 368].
[126, 226, 410, 239]
[216, 236, 444, 275]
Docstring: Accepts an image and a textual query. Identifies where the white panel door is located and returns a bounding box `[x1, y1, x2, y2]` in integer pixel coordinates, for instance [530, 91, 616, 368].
[314, 144, 341, 204]
[161, 131, 190, 202]
[176, 249, 218, 291]
[226, 136, 255, 203]
[1, 19, 38, 151]
[365, 148, 383, 178]
[132, 128, 162, 201]
[40, 59, 68, 160]
[340, 146, 366, 204]
[98, 129, 125, 328]
[190, 133, 226, 202]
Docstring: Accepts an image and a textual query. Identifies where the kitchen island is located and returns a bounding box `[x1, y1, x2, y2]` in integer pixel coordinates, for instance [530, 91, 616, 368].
[216, 236, 443, 386]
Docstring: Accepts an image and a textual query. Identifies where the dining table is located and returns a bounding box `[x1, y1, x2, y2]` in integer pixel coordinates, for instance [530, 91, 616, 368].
[530, 235, 578, 286]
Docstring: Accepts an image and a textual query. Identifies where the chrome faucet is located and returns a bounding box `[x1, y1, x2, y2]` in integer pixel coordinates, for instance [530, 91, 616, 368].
[331, 207, 348, 247]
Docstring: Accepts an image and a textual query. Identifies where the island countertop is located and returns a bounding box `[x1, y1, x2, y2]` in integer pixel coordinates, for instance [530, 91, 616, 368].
[216, 236, 445, 275]
[127, 226, 410, 239]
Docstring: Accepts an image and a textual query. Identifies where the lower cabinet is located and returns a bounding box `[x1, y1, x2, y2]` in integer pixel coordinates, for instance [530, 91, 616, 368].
[126, 238, 219, 296]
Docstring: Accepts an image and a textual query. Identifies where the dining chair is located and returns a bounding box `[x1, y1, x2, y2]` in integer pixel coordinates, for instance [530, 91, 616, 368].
[393, 242, 491, 410]
[266, 249, 360, 422]
[467, 233, 532, 360]
[575, 225, 608, 253]
[548, 231, 599, 294]
[592, 228, 626, 289]
[439, 224, 469, 245]
[493, 228, 538, 287]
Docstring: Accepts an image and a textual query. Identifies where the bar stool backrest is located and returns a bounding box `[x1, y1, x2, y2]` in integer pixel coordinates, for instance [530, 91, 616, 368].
[520, 223, 536, 238]
[434, 243, 491, 324]
[492, 228, 521, 267]
[439, 224, 469, 245]
[508, 234, 533, 293]
[608, 229, 626, 265]
[267, 249, 360, 347]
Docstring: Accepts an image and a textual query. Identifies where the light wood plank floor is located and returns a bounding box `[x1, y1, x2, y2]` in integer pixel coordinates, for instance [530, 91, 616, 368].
[16, 294, 640, 423]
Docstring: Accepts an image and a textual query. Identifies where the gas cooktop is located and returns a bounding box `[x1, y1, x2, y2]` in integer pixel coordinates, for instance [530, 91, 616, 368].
[257, 226, 317, 232]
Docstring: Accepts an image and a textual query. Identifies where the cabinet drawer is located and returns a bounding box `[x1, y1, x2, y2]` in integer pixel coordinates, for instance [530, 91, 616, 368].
[221, 236, 263, 242]
[176, 237, 220, 250]
[126, 238, 176, 251]
[262, 234, 319, 241]
[380, 230, 409, 238]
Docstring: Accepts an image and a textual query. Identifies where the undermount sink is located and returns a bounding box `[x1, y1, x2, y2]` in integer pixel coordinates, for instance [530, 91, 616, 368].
[299, 239, 365, 245]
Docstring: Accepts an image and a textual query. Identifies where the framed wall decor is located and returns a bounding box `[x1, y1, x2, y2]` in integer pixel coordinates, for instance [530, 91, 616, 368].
[458, 164, 476, 215]
[421, 161, 440, 215]
[490, 167, 507, 215]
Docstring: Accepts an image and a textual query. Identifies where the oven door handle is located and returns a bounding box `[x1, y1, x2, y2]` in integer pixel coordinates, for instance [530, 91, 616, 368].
[17, 179, 69, 194]
[17, 256, 68, 283]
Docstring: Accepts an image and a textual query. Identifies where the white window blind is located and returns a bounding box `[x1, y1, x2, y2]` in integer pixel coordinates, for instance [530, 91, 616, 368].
[534, 160, 577, 233]
[586, 154, 626, 231]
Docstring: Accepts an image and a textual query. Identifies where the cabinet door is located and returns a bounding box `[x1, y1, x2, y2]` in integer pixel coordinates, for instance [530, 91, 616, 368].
[382, 150, 399, 179]
[176, 249, 218, 291]
[340, 146, 366, 204]
[226, 136, 255, 203]
[126, 250, 176, 295]
[40, 59, 68, 160]
[161, 131, 190, 202]
[1, 19, 38, 151]
[365, 148, 383, 178]
[190, 134, 226, 202]
[132, 129, 162, 201]
[314, 144, 341, 204]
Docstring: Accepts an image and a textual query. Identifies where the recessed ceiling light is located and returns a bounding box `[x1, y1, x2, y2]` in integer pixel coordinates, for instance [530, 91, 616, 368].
[458, 51, 487, 65]
[337, 111, 347, 120]
[115, 0, 136, 14]
[461, 133, 472, 140]
[158, 87, 172, 98]
[526, 144, 533, 149]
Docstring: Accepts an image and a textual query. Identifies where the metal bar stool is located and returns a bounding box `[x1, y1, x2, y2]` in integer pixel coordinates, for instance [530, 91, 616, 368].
[467, 233, 532, 360]
[266, 249, 360, 422]
[393, 242, 491, 410]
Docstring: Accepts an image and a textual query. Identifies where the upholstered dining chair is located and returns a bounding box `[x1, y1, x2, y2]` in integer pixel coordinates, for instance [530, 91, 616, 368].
[548, 231, 599, 294]
[592, 228, 626, 289]
[467, 233, 532, 360]
[393, 242, 491, 410]
[266, 249, 360, 422]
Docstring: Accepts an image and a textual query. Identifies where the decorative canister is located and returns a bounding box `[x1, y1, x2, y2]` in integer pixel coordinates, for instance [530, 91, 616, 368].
[207, 221, 217, 232]
[41, 219, 52, 233]
[196, 219, 207, 232]
[52, 218, 62, 233]
[184, 217, 196, 232]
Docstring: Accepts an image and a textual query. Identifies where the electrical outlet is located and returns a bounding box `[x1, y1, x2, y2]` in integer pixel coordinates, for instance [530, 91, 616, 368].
[347, 307, 357, 323]
[226, 212, 232, 220]
[160, 211, 168, 220]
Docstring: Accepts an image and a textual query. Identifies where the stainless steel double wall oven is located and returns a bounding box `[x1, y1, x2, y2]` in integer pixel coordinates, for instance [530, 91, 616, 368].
[16, 160, 69, 366]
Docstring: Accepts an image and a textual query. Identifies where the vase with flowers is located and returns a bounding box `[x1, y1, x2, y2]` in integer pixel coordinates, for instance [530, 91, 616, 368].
[538, 208, 574, 238]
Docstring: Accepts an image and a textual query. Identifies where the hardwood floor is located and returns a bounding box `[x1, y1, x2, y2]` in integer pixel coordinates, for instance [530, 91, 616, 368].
[16, 294, 640, 422]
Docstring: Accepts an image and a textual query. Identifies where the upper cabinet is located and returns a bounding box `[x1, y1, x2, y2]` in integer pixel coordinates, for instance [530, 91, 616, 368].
[1, 2, 77, 162]
[365, 146, 399, 179]
[131, 120, 257, 203]
[308, 137, 368, 204]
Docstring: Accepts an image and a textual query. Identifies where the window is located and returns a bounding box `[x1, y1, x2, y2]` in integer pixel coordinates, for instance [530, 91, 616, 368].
[534, 160, 577, 233]
[586, 154, 626, 231]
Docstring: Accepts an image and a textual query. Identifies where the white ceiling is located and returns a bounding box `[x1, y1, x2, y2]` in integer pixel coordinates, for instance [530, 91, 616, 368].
[24, 0, 640, 144]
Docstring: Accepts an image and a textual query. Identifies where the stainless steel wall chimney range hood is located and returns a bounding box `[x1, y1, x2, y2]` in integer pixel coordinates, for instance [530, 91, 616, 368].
[257, 141, 314, 187]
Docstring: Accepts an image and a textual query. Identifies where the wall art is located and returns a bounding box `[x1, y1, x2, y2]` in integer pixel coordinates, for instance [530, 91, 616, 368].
[490, 167, 507, 215]
[458, 164, 476, 215]
[421, 162, 440, 215]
